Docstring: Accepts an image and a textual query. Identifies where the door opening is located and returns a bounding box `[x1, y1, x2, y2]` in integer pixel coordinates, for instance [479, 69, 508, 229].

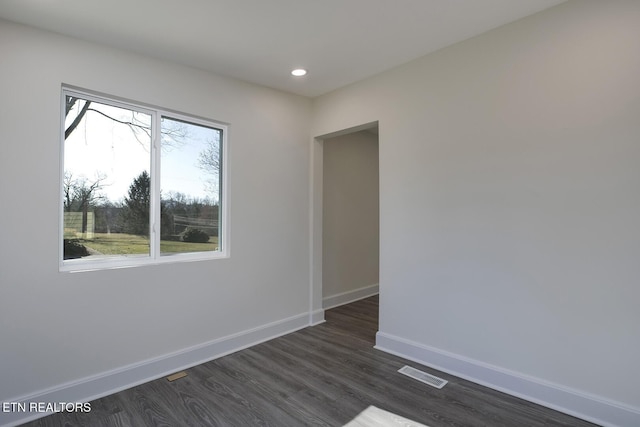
[310, 121, 379, 326]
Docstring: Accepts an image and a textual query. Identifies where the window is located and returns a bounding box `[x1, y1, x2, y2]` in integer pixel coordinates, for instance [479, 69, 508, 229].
[61, 87, 227, 271]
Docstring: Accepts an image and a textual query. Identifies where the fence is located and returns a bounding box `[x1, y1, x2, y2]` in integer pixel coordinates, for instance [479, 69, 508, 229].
[64, 212, 95, 238]
[172, 214, 218, 236]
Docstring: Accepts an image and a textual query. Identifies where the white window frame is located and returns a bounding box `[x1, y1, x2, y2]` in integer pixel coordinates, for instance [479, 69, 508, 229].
[59, 86, 229, 272]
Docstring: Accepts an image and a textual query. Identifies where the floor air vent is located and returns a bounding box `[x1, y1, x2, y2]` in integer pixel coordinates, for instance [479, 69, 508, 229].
[398, 365, 448, 389]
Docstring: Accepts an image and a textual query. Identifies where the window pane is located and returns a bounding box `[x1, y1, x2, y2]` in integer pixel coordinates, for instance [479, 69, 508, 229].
[63, 95, 151, 260]
[160, 117, 222, 255]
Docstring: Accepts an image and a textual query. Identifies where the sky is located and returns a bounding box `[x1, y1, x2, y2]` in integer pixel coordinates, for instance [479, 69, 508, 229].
[64, 99, 221, 204]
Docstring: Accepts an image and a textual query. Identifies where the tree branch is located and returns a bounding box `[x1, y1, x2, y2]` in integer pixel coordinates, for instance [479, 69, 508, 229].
[86, 108, 151, 133]
[65, 100, 92, 139]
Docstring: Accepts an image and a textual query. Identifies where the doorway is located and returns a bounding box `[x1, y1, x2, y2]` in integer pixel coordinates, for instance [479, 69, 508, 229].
[310, 122, 379, 324]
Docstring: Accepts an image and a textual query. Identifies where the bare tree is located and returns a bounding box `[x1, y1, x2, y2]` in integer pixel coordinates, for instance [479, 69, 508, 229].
[64, 172, 107, 234]
[65, 96, 188, 148]
[63, 171, 76, 213]
[197, 136, 221, 200]
[65, 97, 92, 138]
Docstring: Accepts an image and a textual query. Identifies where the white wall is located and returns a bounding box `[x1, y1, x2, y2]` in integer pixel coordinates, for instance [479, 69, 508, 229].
[0, 18, 311, 416]
[322, 131, 379, 305]
[313, 1, 640, 425]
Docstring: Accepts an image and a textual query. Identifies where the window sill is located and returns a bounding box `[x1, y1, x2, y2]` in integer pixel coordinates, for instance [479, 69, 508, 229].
[60, 251, 229, 273]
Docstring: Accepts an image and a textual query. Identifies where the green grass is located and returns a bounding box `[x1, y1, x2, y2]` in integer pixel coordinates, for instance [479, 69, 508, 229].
[75, 233, 218, 255]
[161, 238, 218, 254]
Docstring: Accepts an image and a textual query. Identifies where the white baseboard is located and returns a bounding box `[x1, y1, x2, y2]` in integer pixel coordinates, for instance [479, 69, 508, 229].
[375, 332, 640, 427]
[309, 309, 326, 326]
[0, 313, 310, 427]
[323, 283, 379, 310]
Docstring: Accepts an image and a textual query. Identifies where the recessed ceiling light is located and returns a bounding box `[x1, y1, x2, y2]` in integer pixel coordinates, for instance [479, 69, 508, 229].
[291, 68, 307, 77]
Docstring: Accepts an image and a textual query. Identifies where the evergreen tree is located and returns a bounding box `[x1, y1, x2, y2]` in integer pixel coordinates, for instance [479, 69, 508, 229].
[120, 171, 150, 236]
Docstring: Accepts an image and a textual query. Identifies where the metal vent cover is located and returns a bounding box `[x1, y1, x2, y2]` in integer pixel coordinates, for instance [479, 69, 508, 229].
[398, 365, 448, 389]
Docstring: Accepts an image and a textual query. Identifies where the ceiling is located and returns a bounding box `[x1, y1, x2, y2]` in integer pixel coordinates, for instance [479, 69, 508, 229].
[0, 0, 566, 97]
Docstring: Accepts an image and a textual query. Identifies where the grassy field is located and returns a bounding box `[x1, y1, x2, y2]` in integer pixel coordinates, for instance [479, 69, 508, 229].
[74, 233, 218, 255]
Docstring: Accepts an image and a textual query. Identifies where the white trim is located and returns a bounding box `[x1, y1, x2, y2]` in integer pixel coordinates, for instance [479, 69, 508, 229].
[1, 313, 310, 427]
[375, 332, 640, 427]
[309, 137, 324, 327]
[323, 283, 379, 310]
[315, 121, 378, 141]
[309, 309, 326, 326]
[308, 137, 322, 328]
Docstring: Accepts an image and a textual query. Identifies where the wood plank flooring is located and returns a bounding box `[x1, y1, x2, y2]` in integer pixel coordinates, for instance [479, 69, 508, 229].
[24, 296, 596, 426]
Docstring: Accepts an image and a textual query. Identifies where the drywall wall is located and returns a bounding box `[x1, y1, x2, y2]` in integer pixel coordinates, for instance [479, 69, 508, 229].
[0, 18, 311, 417]
[322, 131, 379, 305]
[312, 0, 640, 424]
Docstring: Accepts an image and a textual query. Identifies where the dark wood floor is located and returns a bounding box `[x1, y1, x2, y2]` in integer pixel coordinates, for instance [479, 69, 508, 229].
[25, 296, 596, 426]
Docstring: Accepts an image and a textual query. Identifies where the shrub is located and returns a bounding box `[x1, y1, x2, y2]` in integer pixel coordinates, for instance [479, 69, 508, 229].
[63, 239, 89, 259]
[182, 228, 210, 243]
